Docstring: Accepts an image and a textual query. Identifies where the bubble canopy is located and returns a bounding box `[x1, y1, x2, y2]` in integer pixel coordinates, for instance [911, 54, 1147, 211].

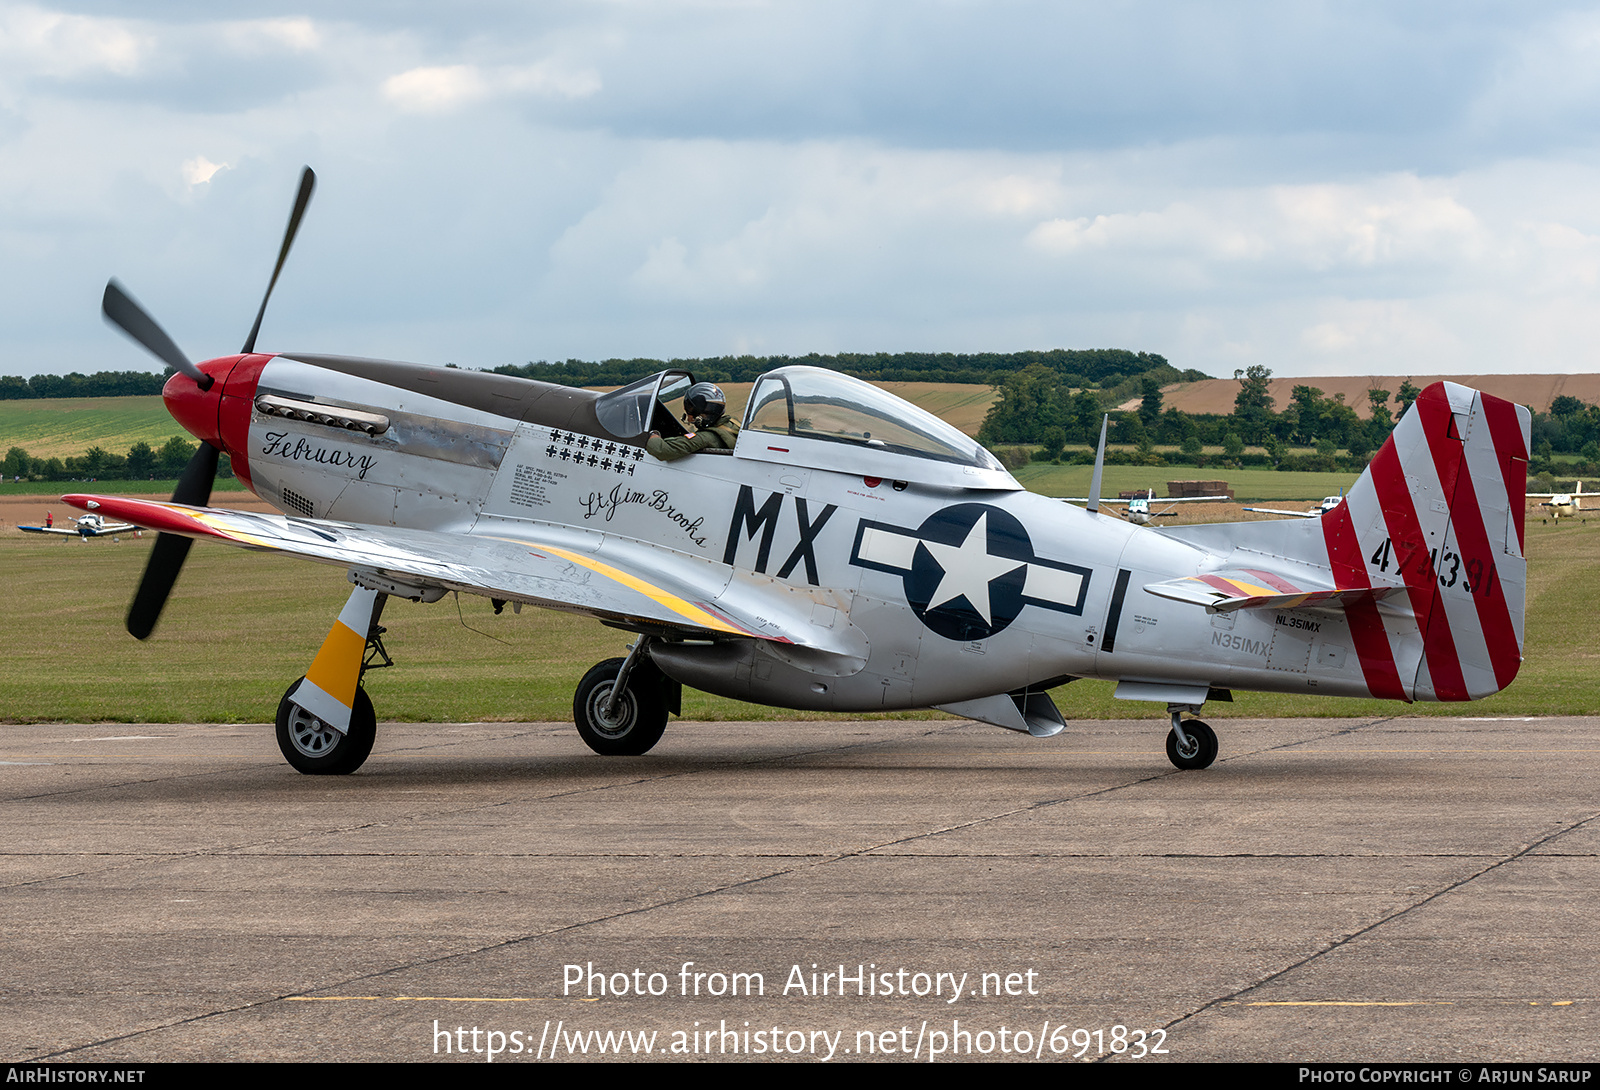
[594, 370, 694, 439]
[740, 367, 1019, 490]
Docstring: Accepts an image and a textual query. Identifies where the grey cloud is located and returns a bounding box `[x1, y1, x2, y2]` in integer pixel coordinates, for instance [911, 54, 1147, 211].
[6, 1, 1600, 382]
[514, 3, 1536, 159]
[32, 3, 1566, 154]
[1, 9, 337, 112]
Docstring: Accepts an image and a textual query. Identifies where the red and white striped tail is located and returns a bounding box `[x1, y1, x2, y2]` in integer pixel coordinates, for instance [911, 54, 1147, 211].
[1321, 382, 1530, 702]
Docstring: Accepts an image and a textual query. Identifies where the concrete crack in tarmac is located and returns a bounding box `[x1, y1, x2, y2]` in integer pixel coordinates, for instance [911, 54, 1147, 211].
[1222, 715, 1399, 762]
[2, 763, 261, 803]
[1121, 806, 1600, 1057]
[839, 715, 1365, 854]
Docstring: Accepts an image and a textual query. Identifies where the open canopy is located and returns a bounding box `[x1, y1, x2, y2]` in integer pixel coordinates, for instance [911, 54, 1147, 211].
[738, 366, 1018, 490]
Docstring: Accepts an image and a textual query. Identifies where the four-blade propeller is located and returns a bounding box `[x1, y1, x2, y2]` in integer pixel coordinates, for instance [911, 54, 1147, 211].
[101, 166, 316, 639]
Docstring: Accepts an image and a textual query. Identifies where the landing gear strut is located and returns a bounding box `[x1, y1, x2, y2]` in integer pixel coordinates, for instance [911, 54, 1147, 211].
[574, 637, 670, 756]
[276, 584, 393, 775]
[1165, 705, 1218, 770]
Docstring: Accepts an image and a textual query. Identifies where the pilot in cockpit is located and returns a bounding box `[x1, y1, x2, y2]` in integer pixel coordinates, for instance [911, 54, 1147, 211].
[647, 382, 741, 461]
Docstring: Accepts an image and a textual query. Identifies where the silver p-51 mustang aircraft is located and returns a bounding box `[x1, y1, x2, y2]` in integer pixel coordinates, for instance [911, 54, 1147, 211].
[72, 170, 1533, 776]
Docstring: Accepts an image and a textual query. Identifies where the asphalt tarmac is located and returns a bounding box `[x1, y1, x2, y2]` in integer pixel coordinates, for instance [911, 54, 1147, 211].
[1, 715, 1595, 1064]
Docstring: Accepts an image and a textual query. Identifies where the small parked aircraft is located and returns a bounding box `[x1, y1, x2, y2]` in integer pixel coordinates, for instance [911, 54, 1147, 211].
[1527, 483, 1587, 518]
[1063, 489, 1212, 526]
[18, 513, 140, 540]
[1242, 495, 1345, 519]
[74, 169, 1533, 776]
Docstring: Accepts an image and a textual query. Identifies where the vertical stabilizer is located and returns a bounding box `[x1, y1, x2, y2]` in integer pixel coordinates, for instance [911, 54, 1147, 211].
[1324, 382, 1530, 701]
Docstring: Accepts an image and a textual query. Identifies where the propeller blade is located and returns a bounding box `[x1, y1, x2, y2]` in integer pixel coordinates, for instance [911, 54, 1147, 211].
[102, 280, 212, 391]
[170, 437, 219, 508]
[127, 533, 196, 641]
[241, 166, 316, 354]
[126, 441, 219, 640]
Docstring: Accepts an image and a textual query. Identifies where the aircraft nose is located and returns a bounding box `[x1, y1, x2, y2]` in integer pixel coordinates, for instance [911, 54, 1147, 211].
[161, 357, 236, 449]
[214, 353, 270, 492]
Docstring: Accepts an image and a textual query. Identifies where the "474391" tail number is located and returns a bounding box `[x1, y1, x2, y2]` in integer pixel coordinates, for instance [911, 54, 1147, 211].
[1369, 537, 1498, 598]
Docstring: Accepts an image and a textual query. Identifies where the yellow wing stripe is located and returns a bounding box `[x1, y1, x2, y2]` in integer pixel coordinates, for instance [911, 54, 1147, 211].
[534, 544, 744, 635]
[95, 499, 748, 638]
[135, 501, 279, 549]
[192, 512, 275, 549]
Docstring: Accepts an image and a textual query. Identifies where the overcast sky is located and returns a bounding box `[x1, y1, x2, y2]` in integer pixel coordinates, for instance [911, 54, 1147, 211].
[3, 1, 1600, 380]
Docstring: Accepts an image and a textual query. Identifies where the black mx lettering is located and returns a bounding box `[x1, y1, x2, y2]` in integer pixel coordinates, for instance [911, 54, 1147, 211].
[775, 498, 837, 585]
[723, 485, 784, 572]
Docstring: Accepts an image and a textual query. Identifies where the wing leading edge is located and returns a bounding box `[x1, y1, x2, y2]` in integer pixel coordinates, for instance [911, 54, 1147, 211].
[62, 494, 837, 650]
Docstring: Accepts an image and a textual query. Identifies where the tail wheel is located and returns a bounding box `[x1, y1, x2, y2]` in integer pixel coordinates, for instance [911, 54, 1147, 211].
[1166, 718, 1218, 770]
[276, 677, 377, 775]
[574, 657, 668, 756]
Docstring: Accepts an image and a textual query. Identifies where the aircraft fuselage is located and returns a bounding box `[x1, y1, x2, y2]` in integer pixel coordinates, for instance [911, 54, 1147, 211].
[175, 351, 1382, 716]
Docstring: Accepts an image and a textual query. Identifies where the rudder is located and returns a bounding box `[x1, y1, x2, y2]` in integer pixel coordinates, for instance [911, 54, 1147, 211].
[1326, 382, 1530, 701]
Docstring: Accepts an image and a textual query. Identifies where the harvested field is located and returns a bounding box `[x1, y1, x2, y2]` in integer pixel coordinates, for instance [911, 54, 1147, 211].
[1142, 373, 1600, 418]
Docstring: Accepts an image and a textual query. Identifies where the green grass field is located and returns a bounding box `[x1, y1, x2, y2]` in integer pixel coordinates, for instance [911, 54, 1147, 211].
[1, 517, 1593, 725]
[0, 396, 186, 460]
[0, 477, 249, 495]
[1012, 462, 1359, 501]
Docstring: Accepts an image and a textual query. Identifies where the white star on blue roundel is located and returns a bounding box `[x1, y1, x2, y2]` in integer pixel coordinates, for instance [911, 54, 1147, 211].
[850, 503, 1093, 641]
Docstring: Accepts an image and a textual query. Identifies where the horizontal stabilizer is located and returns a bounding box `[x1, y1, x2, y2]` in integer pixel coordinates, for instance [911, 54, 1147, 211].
[1239, 506, 1317, 519]
[1144, 568, 1401, 613]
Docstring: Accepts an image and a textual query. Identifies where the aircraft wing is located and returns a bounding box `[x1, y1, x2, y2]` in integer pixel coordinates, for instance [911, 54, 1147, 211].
[18, 525, 79, 536]
[63, 494, 843, 651]
[1143, 567, 1403, 612]
[1240, 506, 1318, 518]
[1060, 495, 1218, 504]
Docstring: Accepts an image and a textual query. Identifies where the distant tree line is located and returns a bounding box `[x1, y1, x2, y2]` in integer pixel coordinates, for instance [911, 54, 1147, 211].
[0, 370, 173, 399]
[493, 348, 1205, 389]
[3, 438, 232, 482]
[984, 364, 1600, 477]
[5, 349, 1197, 400]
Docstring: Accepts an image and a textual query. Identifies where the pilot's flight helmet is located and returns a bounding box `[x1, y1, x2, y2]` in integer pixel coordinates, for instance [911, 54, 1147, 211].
[683, 382, 727, 427]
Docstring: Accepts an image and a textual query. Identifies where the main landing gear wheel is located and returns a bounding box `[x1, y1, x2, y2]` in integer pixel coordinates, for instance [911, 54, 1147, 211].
[1166, 718, 1218, 771]
[275, 677, 377, 775]
[574, 657, 668, 756]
